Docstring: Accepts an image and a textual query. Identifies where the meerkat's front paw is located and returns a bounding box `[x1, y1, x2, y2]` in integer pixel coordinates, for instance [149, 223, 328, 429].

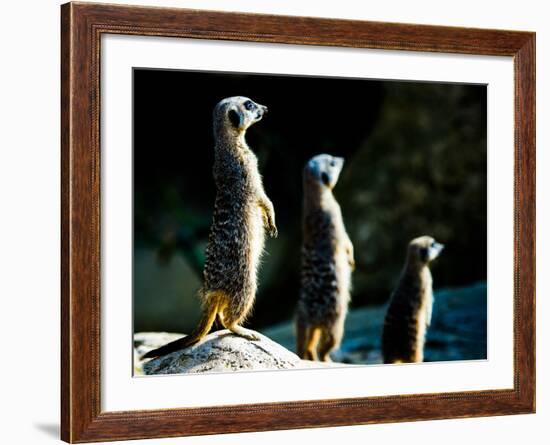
[263, 212, 278, 238]
[259, 199, 278, 238]
[346, 244, 355, 270]
[265, 211, 278, 238]
[268, 222, 278, 238]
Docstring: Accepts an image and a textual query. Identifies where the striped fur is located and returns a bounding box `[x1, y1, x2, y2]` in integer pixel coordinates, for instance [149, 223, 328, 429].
[382, 236, 444, 364]
[143, 97, 276, 359]
[295, 154, 354, 362]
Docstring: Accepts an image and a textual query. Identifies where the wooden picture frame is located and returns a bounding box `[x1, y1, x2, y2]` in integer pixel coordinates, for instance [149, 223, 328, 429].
[61, 2, 535, 442]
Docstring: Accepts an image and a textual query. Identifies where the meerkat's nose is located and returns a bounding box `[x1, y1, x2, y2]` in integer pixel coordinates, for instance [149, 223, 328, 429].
[261, 105, 268, 114]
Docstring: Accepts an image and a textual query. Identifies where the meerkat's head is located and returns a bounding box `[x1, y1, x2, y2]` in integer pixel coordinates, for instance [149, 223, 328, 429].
[213, 96, 268, 136]
[304, 154, 345, 190]
[407, 236, 444, 266]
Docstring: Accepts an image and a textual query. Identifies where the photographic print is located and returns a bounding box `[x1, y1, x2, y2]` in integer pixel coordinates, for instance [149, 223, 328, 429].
[133, 69, 487, 376]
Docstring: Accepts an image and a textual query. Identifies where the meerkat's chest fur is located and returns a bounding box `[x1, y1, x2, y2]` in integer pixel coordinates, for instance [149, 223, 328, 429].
[407, 267, 433, 333]
[300, 192, 352, 324]
[383, 266, 433, 360]
[390, 267, 432, 323]
[202, 139, 266, 299]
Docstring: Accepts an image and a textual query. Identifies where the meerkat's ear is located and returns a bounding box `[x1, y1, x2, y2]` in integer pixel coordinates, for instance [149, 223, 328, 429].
[419, 247, 429, 262]
[228, 107, 241, 129]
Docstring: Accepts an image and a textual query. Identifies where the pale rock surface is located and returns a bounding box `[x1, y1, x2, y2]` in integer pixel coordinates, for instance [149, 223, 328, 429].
[134, 330, 339, 375]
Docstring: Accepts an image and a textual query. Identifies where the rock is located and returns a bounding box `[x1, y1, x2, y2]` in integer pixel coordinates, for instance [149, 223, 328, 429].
[135, 330, 340, 375]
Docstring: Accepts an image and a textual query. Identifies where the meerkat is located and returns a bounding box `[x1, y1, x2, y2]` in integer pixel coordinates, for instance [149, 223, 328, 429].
[382, 236, 444, 364]
[295, 154, 354, 362]
[142, 96, 277, 359]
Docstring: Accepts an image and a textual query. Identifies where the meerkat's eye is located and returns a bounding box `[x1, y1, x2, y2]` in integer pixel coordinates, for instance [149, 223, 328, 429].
[330, 160, 336, 167]
[244, 100, 254, 111]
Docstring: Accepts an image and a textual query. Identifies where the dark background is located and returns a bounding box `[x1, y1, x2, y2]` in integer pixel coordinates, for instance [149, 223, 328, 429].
[133, 68, 487, 350]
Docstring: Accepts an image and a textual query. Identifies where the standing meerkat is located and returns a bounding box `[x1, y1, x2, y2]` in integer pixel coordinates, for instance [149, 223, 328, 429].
[143, 96, 277, 359]
[295, 154, 354, 362]
[382, 236, 444, 364]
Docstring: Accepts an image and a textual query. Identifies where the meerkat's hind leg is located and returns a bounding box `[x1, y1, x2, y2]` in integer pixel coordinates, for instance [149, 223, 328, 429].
[302, 326, 321, 361]
[219, 309, 261, 341]
[227, 324, 261, 341]
[318, 322, 344, 362]
[384, 352, 411, 364]
[412, 347, 424, 363]
[213, 312, 225, 331]
[318, 332, 336, 362]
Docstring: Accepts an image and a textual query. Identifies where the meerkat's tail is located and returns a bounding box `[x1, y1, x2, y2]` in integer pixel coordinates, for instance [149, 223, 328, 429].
[141, 292, 223, 360]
